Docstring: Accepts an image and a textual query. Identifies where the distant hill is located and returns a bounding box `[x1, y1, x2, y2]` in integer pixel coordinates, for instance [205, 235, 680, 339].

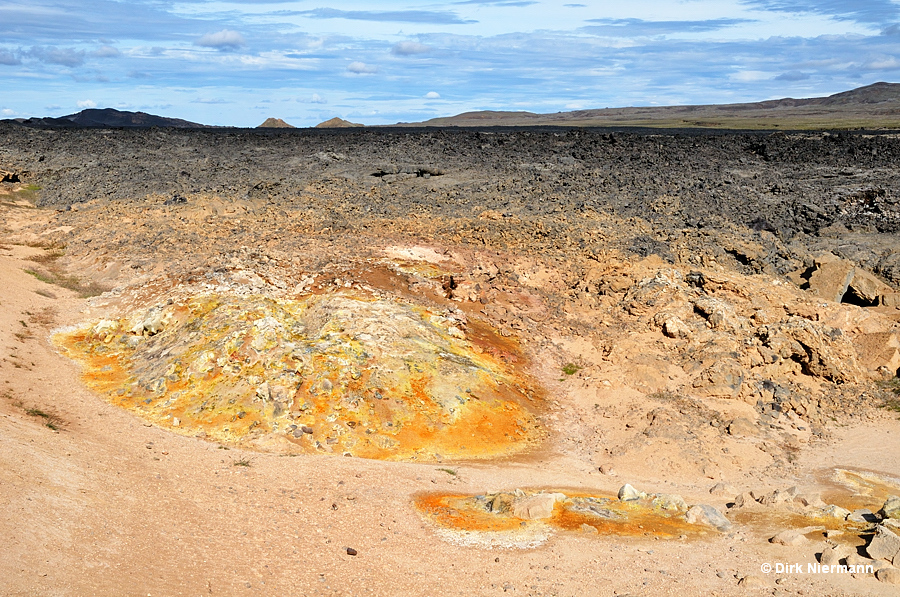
[258, 118, 296, 129]
[315, 117, 364, 129]
[391, 82, 900, 130]
[13, 108, 209, 129]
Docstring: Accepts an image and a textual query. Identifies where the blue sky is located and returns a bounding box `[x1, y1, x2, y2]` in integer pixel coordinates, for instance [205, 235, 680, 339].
[2, 0, 900, 126]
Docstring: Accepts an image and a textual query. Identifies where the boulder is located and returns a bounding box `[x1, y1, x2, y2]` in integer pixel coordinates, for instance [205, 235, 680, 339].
[757, 317, 863, 383]
[662, 316, 691, 339]
[847, 269, 893, 305]
[650, 493, 687, 512]
[617, 484, 644, 502]
[510, 492, 565, 520]
[854, 332, 900, 374]
[819, 544, 852, 565]
[820, 504, 851, 520]
[877, 568, 900, 585]
[867, 524, 900, 563]
[808, 256, 855, 302]
[881, 495, 900, 520]
[685, 504, 731, 531]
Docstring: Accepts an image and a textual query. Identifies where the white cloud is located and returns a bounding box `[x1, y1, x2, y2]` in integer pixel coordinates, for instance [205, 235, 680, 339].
[392, 41, 431, 56]
[2, 108, 15, 116]
[92, 45, 121, 58]
[77, 99, 97, 109]
[196, 30, 246, 50]
[30, 46, 85, 67]
[730, 70, 770, 82]
[863, 55, 900, 70]
[0, 49, 20, 65]
[311, 93, 327, 104]
[347, 61, 378, 74]
[425, 91, 441, 99]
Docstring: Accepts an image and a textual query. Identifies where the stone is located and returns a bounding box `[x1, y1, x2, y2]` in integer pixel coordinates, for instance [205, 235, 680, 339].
[854, 332, 900, 376]
[685, 504, 731, 531]
[882, 293, 900, 308]
[580, 523, 598, 534]
[868, 525, 900, 563]
[598, 464, 616, 476]
[618, 484, 644, 502]
[731, 493, 760, 509]
[770, 530, 808, 546]
[650, 493, 687, 512]
[662, 316, 691, 339]
[848, 509, 879, 524]
[820, 505, 851, 520]
[847, 268, 893, 305]
[881, 495, 900, 520]
[846, 553, 877, 568]
[757, 317, 863, 383]
[511, 493, 565, 520]
[808, 256, 855, 302]
[737, 575, 766, 588]
[709, 482, 736, 497]
[346, 547, 358, 556]
[820, 544, 852, 566]
[727, 418, 756, 437]
[770, 526, 824, 546]
[758, 487, 797, 506]
[876, 568, 900, 585]
[489, 493, 515, 514]
[692, 359, 745, 398]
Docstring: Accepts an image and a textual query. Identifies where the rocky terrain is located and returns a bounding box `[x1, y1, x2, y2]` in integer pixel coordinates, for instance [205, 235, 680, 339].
[1, 122, 900, 596]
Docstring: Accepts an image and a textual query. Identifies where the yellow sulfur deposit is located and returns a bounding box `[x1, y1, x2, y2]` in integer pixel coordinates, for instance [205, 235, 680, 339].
[55, 291, 544, 461]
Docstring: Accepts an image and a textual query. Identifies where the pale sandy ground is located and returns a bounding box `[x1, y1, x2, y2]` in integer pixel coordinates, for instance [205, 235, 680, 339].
[2, 200, 899, 597]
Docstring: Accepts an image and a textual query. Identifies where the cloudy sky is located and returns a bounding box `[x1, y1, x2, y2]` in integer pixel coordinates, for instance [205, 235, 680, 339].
[2, 0, 900, 126]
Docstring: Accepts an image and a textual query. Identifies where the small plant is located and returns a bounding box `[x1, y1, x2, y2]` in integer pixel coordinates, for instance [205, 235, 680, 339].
[27, 250, 65, 264]
[24, 406, 64, 430]
[234, 457, 252, 467]
[24, 267, 107, 298]
[561, 363, 580, 376]
[438, 467, 458, 476]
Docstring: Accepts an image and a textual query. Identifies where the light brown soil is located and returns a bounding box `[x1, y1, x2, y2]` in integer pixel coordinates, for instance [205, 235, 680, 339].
[2, 194, 899, 597]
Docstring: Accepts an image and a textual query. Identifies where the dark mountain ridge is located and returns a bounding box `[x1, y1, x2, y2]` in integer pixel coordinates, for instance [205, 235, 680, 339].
[13, 108, 209, 129]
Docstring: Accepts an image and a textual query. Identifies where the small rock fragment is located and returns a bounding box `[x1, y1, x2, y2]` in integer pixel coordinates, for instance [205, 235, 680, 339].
[346, 547, 357, 556]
